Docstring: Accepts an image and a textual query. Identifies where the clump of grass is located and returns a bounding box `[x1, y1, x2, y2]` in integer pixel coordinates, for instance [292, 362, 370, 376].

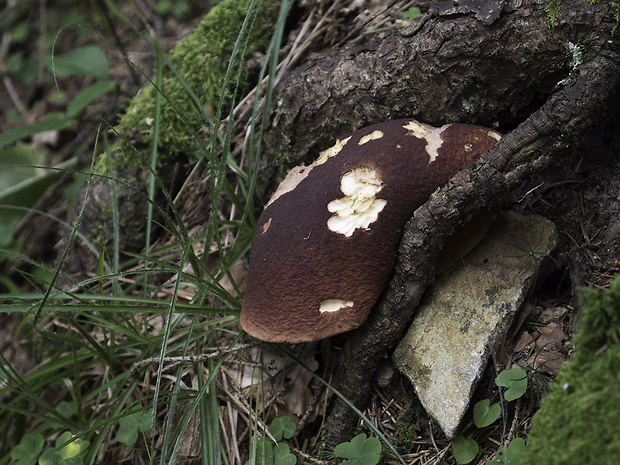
[0, 0, 292, 463]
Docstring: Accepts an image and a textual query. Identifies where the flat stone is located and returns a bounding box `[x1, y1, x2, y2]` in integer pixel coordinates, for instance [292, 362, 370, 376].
[392, 211, 558, 439]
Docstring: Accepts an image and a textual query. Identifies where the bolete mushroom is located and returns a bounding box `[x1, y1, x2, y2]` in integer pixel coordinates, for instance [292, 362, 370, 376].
[240, 119, 502, 343]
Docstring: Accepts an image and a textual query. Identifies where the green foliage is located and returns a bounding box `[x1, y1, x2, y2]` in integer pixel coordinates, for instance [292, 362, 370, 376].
[113, 0, 277, 165]
[67, 81, 117, 118]
[521, 275, 620, 465]
[1, 2, 88, 84]
[247, 420, 383, 465]
[488, 438, 526, 465]
[0, 0, 293, 464]
[10, 434, 44, 465]
[473, 399, 501, 428]
[451, 368, 529, 464]
[0, 143, 72, 247]
[269, 416, 296, 441]
[116, 411, 153, 446]
[333, 433, 382, 465]
[51, 431, 90, 463]
[0, 40, 115, 247]
[155, 0, 191, 16]
[402, 7, 421, 20]
[496, 368, 528, 401]
[253, 442, 296, 465]
[452, 434, 479, 464]
[0, 115, 74, 150]
[11, 431, 90, 465]
[544, 0, 563, 26]
[576, 275, 620, 352]
[248, 416, 297, 465]
[0, 143, 45, 194]
[2, 41, 114, 137]
[0, 1, 398, 464]
[49, 45, 109, 80]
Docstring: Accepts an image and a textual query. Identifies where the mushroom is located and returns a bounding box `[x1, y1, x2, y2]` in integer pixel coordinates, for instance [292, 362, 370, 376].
[240, 119, 502, 343]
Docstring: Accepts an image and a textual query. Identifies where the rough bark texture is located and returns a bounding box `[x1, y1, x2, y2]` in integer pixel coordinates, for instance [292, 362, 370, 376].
[260, 0, 616, 191]
[257, 0, 620, 441]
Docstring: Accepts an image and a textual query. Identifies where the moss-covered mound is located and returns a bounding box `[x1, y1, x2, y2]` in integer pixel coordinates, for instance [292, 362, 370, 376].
[100, 0, 277, 174]
[67, 0, 277, 273]
[522, 275, 620, 465]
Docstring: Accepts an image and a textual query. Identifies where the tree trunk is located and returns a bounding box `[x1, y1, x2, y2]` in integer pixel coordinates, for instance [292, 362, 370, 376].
[260, 0, 617, 188]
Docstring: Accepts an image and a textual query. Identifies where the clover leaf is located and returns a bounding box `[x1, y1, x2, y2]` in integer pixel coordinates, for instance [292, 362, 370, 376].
[496, 368, 528, 401]
[333, 433, 381, 465]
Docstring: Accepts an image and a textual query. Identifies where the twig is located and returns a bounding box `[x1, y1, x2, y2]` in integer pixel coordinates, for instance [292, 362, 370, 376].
[2, 75, 28, 117]
[221, 373, 242, 465]
[291, 446, 329, 465]
[129, 341, 261, 376]
[506, 397, 521, 446]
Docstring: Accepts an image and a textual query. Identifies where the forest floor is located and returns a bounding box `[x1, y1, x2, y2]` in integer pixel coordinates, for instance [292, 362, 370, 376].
[1, 1, 619, 464]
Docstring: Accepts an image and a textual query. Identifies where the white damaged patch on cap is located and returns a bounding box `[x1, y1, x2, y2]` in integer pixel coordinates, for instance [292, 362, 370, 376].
[265, 165, 310, 208]
[315, 136, 352, 165]
[319, 299, 354, 313]
[487, 130, 502, 141]
[358, 130, 384, 145]
[265, 136, 354, 208]
[327, 166, 387, 237]
[402, 120, 448, 163]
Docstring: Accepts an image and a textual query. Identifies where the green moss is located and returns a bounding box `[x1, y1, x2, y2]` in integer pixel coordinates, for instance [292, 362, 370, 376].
[522, 275, 620, 465]
[575, 278, 620, 352]
[100, 0, 276, 175]
[546, 0, 620, 34]
[394, 393, 427, 449]
[544, 0, 564, 26]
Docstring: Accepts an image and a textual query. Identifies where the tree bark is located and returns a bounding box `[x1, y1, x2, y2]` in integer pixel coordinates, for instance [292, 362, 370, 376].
[258, 0, 620, 440]
[260, 0, 617, 190]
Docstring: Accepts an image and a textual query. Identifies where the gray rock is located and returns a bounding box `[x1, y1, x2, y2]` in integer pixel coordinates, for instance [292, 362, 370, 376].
[392, 211, 558, 438]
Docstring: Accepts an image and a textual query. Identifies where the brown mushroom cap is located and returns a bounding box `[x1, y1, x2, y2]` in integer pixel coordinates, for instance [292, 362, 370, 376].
[240, 119, 502, 343]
